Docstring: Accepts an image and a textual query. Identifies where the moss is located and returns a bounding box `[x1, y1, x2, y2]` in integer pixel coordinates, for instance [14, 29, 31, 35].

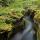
[33, 10, 40, 40]
[0, 9, 25, 39]
[34, 10, 40, 23]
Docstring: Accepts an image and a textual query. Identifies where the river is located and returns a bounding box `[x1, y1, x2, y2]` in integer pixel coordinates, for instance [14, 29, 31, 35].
[10, 16, 36, 40]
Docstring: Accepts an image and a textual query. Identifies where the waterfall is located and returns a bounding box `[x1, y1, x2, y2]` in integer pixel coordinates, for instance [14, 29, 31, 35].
[10, 15, 35, 40]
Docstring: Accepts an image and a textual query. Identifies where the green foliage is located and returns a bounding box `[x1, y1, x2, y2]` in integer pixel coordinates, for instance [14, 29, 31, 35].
[0, 0, 15, 7]
[5, 19, 11, 24]
[0, 0, 40, 39]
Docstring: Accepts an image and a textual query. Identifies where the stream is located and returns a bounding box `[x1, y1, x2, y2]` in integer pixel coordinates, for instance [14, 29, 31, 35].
[10, 16, 36, 40]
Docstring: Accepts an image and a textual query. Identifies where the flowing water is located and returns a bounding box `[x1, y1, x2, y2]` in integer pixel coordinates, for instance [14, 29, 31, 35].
[10, 16, 36, 40]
